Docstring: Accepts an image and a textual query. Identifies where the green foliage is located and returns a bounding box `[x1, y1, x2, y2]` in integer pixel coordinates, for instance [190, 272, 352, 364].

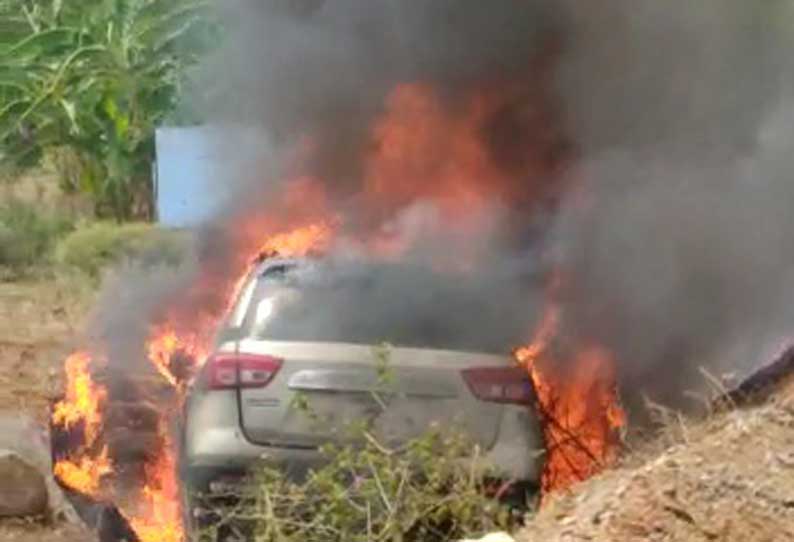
[0, 0, 221, 220]
[196, 428, 522, 542]
[0, 199, 73, 278]
[55, 221, 189, 277]
[193, 348, 530, 542]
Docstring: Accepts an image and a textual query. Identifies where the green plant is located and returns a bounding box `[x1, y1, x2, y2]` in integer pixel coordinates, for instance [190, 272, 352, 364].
[196, 428, 522, 542]
[0, 0, 220, 219]
[55, 222, 189, 277]
[0, 200, 73, 278]
[193, 347, 529, 542]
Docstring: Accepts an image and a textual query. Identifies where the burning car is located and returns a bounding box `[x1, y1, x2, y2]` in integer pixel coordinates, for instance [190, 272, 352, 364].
[179, 255, 545, 522]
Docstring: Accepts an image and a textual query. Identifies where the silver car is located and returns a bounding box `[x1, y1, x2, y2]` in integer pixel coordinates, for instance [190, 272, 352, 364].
[180, 257, 543, 507]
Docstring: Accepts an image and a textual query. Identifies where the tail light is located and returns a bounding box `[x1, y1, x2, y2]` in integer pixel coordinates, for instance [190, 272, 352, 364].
[203, 353, 282, 390]
[461, 367, 535, 405]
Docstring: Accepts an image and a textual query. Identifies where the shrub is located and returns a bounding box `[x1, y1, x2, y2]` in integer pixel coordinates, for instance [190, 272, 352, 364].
[0, 0, 219, 220]
[55, 223, 191, 278]
[195, 427, 526, 542]
[192, 348, 532, 542]
[0, 201, 74, 278]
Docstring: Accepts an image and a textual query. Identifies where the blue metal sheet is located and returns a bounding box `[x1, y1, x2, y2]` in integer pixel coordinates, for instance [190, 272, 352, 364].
[154, 125, 273, 228]
[155, 126, 227, 228]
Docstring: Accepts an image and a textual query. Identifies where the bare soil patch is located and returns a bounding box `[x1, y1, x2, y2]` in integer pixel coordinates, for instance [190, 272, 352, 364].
[0, 519, 94, 542]
[518, 393, 794, 542]
[0, 279, 93, 417]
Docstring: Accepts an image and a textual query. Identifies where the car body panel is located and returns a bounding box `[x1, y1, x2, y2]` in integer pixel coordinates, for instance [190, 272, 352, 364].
[182, 258, 545, 486]
[227, 339, 510, 449]
[183, 392, 542, 483]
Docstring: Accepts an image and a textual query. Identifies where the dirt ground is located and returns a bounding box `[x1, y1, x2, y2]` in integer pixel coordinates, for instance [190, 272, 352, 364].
[0, 279, 94, 416]
[0, 278, 97, 541]
[517, 384, 794, 541]
[0, 520, 94, 542]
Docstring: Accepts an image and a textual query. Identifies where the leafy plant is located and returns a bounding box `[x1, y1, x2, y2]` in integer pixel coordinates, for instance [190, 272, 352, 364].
[0, 0, 220, 220]
[194, 428, 523, 542]
[192, 347, 531, 542]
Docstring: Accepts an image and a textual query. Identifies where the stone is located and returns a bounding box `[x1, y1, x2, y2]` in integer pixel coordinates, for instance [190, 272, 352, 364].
[0, 413, 78, 521]
[0, 451, 48, 516]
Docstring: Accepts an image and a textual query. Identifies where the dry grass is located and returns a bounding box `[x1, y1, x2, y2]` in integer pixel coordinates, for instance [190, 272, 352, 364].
[517, 387, 794, 542]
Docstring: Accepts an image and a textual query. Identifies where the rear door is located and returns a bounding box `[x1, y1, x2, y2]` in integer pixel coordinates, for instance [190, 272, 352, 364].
[230, 339, 511, 450]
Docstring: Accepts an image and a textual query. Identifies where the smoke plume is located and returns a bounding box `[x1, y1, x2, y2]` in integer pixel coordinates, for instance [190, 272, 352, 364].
[552, 1, 794, 406]
[198, 0, 570, 213]
[190, 0, 794, 407]
[91, 1, 794, 411]
[171, 0, 574, 357]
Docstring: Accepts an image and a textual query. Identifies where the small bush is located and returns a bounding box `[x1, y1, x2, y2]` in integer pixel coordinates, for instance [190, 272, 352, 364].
[0, 201, 74, 278]
[194, 426, 528, 542]
[55, 222, 190, 278]
[192, 348, 532, 541]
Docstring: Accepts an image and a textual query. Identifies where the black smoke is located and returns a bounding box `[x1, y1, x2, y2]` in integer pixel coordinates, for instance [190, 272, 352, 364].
[552, 0, 794, 407]
[95, 1, 794, 413]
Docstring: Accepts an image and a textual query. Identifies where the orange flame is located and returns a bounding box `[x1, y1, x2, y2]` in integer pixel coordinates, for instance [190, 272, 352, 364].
[218, 221, 337, 325]
[52, 352, 106, 444]
[126, 422, 183, 542]
[53, 67, 572, 538]
[514, 284, 625, 500]
[51, 352, 113, 496]
[147, 330, 182, 387]
[125, 222, 338, 539]
[145, 221, 337, 391]
[256, 221, 335, 259]
[53, 446, 113, 495]
[147, 326, 208, 388]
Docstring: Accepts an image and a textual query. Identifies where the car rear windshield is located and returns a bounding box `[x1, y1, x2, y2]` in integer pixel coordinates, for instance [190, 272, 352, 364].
[237, 260, 539, 354]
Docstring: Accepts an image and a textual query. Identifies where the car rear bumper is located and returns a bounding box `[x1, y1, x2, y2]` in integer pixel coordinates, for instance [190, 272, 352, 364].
[182, 404, 543, 486]
[484, 405, 543, 482]
[182, 425, 323, 483]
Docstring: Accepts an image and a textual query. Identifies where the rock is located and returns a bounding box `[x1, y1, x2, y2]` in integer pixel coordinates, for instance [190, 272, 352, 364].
[0, 413, 78, 521]
[0, 451, 48, 516]
[459, 533, 515, 542]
